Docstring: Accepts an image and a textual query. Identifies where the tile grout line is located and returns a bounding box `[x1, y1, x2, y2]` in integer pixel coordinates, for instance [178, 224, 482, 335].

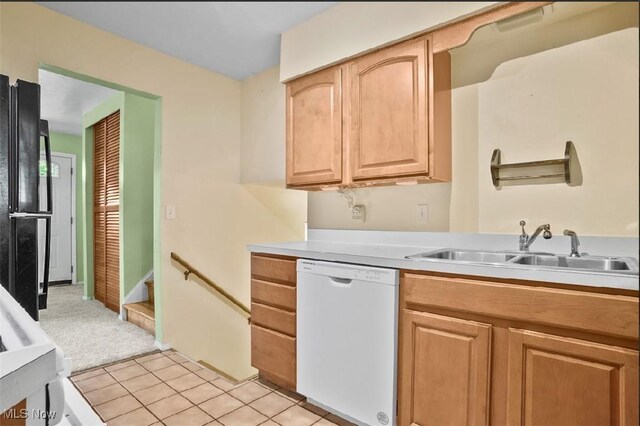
[187, 377, 293, 424]
[201, 379, 334, 425]
[108, 359, 175, 426]
[75, 352, 344, 426]
[201, 380, 275, 423]
[229, 380, 335, 425]
[101, 365, 156, 423]
[77, 352, 173, 424]
[72, 349, 162, 377]
[115, 354, 241, 424]
[122, 354, 205, 423]
[178, 369, 296, 424]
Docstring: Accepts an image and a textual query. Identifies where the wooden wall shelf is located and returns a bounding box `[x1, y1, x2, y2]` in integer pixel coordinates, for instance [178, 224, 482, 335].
[490, 141, 578, 187]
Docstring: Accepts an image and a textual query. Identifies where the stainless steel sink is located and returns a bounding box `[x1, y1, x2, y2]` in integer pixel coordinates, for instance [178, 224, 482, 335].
[512, 255, 638, 273]
[406, 248, 639, 275]
[406, 249, 519, 264]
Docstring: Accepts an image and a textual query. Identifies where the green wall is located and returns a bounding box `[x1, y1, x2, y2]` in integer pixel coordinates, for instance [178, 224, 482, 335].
[121, 93, 155, 297]
[82, 93, 122, 300]
[153, 99, 163, 342]
[47, 132, 84, 283]
[81, 92, 155, 303]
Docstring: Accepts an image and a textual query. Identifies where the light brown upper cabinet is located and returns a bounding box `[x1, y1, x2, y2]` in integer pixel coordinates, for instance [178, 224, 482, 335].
[350, 37, 430, 180]
[283, 2, 559, 190]
[286, 66, 343, 187]
[285, 35, 451, 190]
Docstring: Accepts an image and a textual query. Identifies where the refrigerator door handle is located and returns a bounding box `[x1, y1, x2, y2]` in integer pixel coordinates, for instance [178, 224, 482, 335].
[39, 120, 52, 215]
[39, 120, 52, 310]
[39, 216, 51, 310]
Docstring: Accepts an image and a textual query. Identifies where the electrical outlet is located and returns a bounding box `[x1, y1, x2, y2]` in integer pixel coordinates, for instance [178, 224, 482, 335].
[352, 204, 366, 222]
[416, 204, 428, 224]
[166, 205, 176, 220]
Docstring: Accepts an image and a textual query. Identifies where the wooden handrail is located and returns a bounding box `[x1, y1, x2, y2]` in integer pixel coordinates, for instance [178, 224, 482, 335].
[170, 252, 251, 322]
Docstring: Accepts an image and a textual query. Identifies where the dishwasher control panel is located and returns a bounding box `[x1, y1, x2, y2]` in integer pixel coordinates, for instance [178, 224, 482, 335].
[353, 269, 383, 282]
[297, 260, 398, 286]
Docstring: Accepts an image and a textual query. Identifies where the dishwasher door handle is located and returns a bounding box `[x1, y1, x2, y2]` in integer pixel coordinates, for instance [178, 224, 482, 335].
[328, 277, 353, 287]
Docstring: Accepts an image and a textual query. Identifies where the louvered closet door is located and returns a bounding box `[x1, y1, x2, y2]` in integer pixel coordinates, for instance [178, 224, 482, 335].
[93, 111, 120, 312]
[93, 120, 106, 305]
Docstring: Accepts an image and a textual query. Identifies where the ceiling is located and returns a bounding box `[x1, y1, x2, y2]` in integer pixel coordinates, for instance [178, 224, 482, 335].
[37, 2, 338, 80]
[39, 69, 120, 136]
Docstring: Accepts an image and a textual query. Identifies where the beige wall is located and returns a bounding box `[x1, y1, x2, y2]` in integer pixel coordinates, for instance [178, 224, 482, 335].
[307, 3, 639, 237]
[238, 65, 308, 246]
[280, 1, 497, 81]
[309, 184, 451, 232]
[453, 2, 639, 236]
[240, 66, 286, 184]
[0, 2, 306, 379]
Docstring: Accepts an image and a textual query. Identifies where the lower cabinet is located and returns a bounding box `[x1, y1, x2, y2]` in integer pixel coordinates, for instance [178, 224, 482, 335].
[250, 254, 298, 392]
[398, 272, 639, 426]
[399, 311, 491, 426]
[251, 324, 296, 390]
[506, 329, 638, 425]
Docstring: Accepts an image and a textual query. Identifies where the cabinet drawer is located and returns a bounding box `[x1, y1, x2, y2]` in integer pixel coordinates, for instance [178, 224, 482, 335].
[403, 273, 639, 340]
[252, 255, 296, 285]
[252, 302, 296, 337]
[251, 279, 296, 311]
[251, 325, 296, 390]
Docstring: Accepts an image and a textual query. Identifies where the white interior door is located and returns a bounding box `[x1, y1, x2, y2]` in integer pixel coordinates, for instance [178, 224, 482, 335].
[38, 154, 73, 283]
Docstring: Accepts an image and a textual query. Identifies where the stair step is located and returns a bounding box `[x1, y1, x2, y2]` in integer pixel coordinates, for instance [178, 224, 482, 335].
[124, 301, 155, 336]
[145, 280, 155, 305]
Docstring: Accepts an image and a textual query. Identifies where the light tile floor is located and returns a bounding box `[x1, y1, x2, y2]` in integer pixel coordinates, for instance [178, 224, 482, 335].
[71, 350, 355, 426]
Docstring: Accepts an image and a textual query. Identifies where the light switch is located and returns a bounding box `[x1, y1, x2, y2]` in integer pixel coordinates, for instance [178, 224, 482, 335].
[166, 205, 176, 220]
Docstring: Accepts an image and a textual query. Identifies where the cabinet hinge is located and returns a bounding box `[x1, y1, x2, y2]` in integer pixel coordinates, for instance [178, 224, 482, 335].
[71, 265, 74, 273]
[71, 167, 73, 175]
[71, 217, 73, 225]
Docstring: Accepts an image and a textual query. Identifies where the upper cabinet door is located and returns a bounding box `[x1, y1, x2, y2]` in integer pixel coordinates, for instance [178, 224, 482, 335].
[350, 37, 429, 180]
[286, 66, 343, 187]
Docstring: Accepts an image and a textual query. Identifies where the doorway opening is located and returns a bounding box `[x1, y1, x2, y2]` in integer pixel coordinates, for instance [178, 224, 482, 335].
[38, 151, 76, 287]
[36, 66, 163, 372]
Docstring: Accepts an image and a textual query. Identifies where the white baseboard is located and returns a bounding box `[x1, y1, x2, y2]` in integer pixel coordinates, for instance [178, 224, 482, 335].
[82, 296, 93, 301]
[154, 341, 172, 351]
[119, 270, 153, 321]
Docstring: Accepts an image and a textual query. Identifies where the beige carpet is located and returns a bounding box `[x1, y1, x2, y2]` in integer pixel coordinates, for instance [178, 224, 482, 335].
[39, 284, 157, 372]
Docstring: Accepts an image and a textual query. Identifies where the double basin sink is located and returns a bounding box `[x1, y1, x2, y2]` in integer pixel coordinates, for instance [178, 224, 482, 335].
[406, 249, 639, 275]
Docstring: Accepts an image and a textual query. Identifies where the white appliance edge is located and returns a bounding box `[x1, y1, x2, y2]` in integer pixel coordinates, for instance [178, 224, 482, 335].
[297, 259, 399, 426]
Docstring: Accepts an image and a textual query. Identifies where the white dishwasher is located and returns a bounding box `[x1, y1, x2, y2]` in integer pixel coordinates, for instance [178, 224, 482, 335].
[297, 259, 399, 426]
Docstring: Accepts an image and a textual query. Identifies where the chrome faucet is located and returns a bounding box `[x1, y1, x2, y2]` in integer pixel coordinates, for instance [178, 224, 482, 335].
[519, 220, 552, 251]
[563, 229, 581, 257]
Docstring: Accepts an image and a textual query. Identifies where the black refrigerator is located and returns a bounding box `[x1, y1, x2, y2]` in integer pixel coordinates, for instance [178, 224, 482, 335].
[0, 74, 52, 320]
